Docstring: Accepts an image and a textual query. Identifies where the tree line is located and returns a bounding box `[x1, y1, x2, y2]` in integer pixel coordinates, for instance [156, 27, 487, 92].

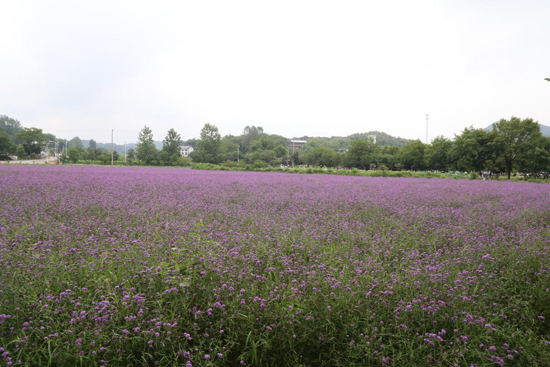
[2, 114, 550, 178]
[130, 117, 550, 178]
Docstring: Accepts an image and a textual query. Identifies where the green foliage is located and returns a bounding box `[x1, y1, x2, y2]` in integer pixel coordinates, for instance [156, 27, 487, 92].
[15, 144, 26, 158]
[347, 131, 410, 147]
[191, 123, 223, 164]
[492, 117, 545, 179]
[89, 139, 97, 149]
[100, 151, 119, 164]
[136, 126, 157, 164]
[67, 147, 86, 163]
[161, 128, 182, 158]
[345, 138, 377, 168]
[424, 136, 453, 171]
[127, 148, 136, 161]
[0, 115, 23, 139]
[246, 136, 288, 166]
[304, 146, 341, 167]
[241, 125, 264, 153]
[176, 156, 191, 166]
[15, 127, 47, 156]
[398, 140, 426, 170]
[69, 136, 84, 149]
[0, 131, 15, 154]
[452, 127, 496, 174]
[86, 147, 103, 161]
[219, 138, 240, 162]
[374, 145, 401, 170]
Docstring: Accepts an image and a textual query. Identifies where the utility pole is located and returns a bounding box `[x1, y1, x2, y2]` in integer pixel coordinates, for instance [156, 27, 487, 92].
[425, 114, 429, 144]
[111, 129, 114, 166]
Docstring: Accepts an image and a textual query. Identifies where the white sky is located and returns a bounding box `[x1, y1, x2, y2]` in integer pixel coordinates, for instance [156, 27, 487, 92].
[1, 0, 549, 144]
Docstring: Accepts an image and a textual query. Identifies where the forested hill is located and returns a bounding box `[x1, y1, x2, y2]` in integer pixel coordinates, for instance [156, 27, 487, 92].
[486, 122, 550, 136]
[294, 131, 411, 150]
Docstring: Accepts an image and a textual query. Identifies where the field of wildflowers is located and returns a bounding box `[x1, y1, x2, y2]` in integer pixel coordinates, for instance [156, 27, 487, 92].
[1, 165, 549, 366]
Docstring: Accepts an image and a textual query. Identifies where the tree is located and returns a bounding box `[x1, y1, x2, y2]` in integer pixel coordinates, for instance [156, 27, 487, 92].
[86, 147, 103, 161]
[220, 138, 240, 162]
[0, 115, 23, 139]
[127, 148, 136, 161]
[452, 127, 496, 174]
[0, 131, 15, 154]
[67, 147, 85, 163]
[305, 146, 341, 167]
[374, 145, 401, 170]
[191, 123, 222, 163]
[424, 136, 453, 171]
[545, 76, 550, 82]
[89, 139, 97, 149]
[15, 127, 47, 156]
[492, 117, 545, 179]
[345, 139, 377, 169]
[399, 140, 426, 170]
[15, 144, 26, 159]
[100, 151, 119, 164]
[246, 136, 288, 166]
[241, 126, 264, 153]
[521, 136, 550, 174]
[69, 136, 84, 149]
[136, 126, 157, 164]
[160, 128, 182, 164]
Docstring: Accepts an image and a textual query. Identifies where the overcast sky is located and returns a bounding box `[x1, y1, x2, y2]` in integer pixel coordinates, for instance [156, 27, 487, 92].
[2, 1, 549, 144]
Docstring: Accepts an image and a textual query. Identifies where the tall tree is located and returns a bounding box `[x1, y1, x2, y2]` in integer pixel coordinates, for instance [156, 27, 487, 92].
[345, 138, 378, 169]
[247, 136, 288, 166]
[399, 140, 426, 170]
[69, 136, 84, 149]
[492, 117, 544, 179]
[191, 123, 222, 163]
[15, 127, 47, 156]
[305, 146, 341, 167]
[0, 131, 15, 154]
[452, 127, 496, 174]
[89, 139, 97, 149]
[424, 136, 453, 171]
[241, 126, 264, 153]
[374, 145, 401, 170]
[162, 128, 182, 157]
[127, 148, 136, 161]
[136, 126, 157, 164]
[159, 128, 182, 165]
[0, 115, 23, 139]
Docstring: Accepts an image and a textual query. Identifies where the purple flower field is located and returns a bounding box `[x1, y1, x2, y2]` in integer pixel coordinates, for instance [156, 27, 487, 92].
[1, 165, 549, 366]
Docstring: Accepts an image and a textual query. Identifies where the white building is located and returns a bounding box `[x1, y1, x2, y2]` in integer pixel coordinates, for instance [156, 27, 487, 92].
[180, 145, 194, 157]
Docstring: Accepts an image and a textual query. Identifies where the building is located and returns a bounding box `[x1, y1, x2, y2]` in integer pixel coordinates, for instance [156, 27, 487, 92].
[288, 139, 307, 153]
[180, 145, 194, 157]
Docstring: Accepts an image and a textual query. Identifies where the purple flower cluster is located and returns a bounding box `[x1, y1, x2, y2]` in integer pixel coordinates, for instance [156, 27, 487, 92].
[0, 165, 549, 366]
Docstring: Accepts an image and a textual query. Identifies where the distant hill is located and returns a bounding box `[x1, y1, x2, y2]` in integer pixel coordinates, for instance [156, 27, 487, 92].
[294, 131, 411, 149]
[485, 122, 550, 137]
